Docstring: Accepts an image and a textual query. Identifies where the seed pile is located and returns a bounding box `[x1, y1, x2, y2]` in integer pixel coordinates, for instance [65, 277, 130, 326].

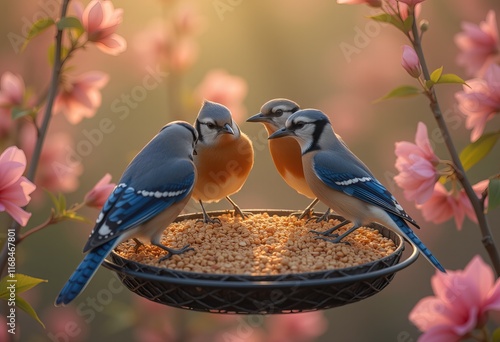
[115, 213, 397, 275]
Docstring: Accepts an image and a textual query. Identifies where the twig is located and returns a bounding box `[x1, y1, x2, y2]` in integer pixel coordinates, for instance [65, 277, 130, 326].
[410, 16, 500, 276]
[0, 0, 71, 274]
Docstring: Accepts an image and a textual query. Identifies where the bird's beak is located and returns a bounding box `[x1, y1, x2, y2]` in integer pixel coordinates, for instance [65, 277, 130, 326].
[268, 127, 293, 140]
[221, 123, 235, 135]
[246, 113, 268, 123]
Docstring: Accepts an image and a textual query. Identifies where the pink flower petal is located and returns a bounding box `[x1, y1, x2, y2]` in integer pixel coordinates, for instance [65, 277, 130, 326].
[95, 34, 127, 55]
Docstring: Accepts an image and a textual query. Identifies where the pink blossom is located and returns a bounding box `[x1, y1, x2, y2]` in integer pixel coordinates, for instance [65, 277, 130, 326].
[84, 173, 115, 208]
[0, 72, 25, 137]
[394, 122, 439, 204]
[398, 0, 425, 7]
[0, 146, 36, 226]
[401, 45, 422, 78]
[455, 63, 500, 141]
[417, 180, 487, 230]
[265, 312, 328, 342]
[384, 0, 421, 20]
[195, 70, 248, 123]
[43, 307, 88, 342]
[53, 71, 109, 124]
[0, 71, 25, 108]
[455, 10, 499, 77]
[21, 125, 83, 196]
[409, 255, 500, 341]
[133, 20, 198, 72]
[79, 0, 127, 55]
[336, 0, 382, 7]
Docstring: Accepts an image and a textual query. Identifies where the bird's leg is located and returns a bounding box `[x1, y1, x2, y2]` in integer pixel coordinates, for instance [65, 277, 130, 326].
[132, 238, 144, 253]
[152, 241, 195, 262]
[225, 196, 251, 219]
[310, 219, 350, 236]
[297, 198, 319, 219]
[196, 200, 221, 224]
[315, 224, 361, 244]
[307, 208, 332, 223]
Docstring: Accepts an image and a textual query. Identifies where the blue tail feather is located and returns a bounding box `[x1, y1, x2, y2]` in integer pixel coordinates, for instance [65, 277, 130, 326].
[55, 238, 119, 306]
[388, 213, 446, 273]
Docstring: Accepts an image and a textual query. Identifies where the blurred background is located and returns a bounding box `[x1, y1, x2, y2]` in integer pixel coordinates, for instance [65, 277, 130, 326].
[1, 0, 499, 341]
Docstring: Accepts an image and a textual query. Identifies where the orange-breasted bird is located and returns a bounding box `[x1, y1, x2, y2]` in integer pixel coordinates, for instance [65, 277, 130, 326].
[247, 98, 331, 220]
[193, 100, 254, 223]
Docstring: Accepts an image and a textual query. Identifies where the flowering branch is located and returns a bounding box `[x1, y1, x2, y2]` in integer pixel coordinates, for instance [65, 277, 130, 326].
[409, 14, 500, 276]
[0, 0, 71, 275]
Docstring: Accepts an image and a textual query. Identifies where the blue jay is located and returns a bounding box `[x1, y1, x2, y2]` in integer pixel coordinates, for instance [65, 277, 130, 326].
[193, 100, 254, 223]
[247, 99, 336, 222]
[268, 109, 446, 273]
[55, 121, 198, 306]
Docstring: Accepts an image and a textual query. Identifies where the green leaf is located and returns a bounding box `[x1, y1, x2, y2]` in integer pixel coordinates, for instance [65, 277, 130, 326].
[0, 274, 47, 328]
[56, 17, 84, 33]
[59, 193, 67, 213]
[374, 85, 421, 103]
[430, 66, 443, 83]
[425, 79, 435, 89]
[459, 132, 500, 171]
[23, 18, 55, 51]
[488, 179, 500, 212]
[11, 107, 34, 120]
[368, 13, 405, 32]
[492, 327, 500, 342]
[15, 296, 45, 328]
[45, 191, 68, 215]
[435, 73, 467, 85]
[403, 15, 414, 32]
[63, 211, 90, 224]
[0, 274, 47, 297]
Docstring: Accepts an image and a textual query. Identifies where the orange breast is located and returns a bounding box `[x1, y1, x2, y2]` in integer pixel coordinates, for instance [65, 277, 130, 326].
[269, 137, 315, 199]
[193, 133, 254, 202]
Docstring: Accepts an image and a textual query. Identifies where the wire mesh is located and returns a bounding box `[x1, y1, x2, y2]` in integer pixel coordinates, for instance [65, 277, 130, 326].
[102, 210, 418, 314]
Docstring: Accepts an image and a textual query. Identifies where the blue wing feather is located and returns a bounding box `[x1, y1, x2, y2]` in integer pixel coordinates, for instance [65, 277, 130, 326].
[83, 172, 195, 252]
[313, 154, 419, 228]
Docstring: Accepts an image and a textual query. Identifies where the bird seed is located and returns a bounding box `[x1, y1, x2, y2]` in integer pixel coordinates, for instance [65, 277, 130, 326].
[115, 213, 397, 275]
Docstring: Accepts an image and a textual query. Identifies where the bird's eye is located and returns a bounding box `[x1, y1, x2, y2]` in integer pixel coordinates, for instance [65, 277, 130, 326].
[275, 109, 283, 115]
[206, 122, 216, 129]
[294, 121, 305, 129]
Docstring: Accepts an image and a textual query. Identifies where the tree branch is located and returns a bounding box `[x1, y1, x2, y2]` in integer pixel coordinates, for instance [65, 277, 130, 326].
[410, 16, 500, 276]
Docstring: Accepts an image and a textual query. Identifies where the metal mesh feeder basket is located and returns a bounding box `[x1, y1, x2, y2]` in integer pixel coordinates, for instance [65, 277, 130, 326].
[102, 210, 418, 314]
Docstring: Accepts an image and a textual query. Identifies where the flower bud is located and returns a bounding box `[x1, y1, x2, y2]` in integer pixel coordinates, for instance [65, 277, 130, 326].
[420, 19, 429, 33]
[401, 45, 422, 78]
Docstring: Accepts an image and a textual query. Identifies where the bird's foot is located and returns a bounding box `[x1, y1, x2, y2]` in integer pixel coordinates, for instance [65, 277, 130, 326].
[233, 207, 253, 220]
[297, 208, 314, 220]
[132, 238, 144, 253]
[309, 220, 349, 236]
[196, 214, 222, 225]
[306, 208, 331, 223]
[225, 196, 251, 220]
[157, 244, 195, 262]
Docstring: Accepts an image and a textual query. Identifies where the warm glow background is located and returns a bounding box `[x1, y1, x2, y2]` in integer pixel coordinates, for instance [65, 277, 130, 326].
[1, 0, 499, 341]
